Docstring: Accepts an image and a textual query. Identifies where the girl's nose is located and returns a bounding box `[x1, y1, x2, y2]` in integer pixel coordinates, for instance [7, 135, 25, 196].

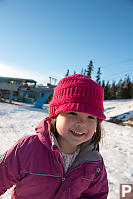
[76, 117, 87, 127]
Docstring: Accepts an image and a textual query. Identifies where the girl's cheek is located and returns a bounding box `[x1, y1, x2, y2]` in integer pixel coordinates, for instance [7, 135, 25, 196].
[88, 120, 97, 129]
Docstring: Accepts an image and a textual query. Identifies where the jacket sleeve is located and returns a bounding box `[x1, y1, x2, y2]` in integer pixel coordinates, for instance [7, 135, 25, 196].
[79, 158, 109, 199]
[0, 141, 21, 196]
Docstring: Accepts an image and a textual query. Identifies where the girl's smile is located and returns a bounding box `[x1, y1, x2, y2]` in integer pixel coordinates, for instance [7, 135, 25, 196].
[56, 111, 97, 154]
[69, 129, 85, 136]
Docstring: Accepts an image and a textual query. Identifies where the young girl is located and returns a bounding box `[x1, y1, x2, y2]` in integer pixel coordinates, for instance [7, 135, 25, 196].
[0, 74, 108, 199]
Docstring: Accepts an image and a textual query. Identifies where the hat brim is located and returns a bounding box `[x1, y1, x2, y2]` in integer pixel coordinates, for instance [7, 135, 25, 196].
[54, 103, 106, 120]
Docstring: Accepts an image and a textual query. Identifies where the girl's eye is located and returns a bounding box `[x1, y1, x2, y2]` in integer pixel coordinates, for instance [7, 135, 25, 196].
[69, 112, 77, 116]
[88, 115, 96, 119]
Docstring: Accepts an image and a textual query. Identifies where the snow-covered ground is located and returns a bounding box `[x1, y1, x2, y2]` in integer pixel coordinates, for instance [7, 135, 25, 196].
[0, 100, 133, 199]
[104, 99, 133, 125]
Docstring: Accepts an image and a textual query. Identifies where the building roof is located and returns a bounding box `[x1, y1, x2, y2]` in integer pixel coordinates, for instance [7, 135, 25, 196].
[0, 76, 37, 83]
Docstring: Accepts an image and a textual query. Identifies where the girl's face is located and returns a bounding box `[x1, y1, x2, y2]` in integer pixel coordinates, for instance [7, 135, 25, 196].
[56, 111, 97, 154]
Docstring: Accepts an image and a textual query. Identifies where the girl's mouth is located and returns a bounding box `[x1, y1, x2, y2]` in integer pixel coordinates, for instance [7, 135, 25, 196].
[70, 130, 85, 137]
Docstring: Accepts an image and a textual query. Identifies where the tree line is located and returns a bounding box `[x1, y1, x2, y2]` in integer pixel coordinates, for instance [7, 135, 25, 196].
[65, 60, 133, 100]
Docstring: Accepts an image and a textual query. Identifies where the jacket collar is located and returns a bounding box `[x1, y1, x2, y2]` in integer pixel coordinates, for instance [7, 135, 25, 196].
[35, 117, 53, 149]
[68, 141, 101, 172]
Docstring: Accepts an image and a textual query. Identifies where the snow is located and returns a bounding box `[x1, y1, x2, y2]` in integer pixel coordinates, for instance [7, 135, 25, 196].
[0, 100, 133, 199]
[104, 99, 133, 122]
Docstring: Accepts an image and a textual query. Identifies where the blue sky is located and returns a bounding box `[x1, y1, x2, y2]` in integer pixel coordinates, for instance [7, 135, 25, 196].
[0, 0, 133, 85]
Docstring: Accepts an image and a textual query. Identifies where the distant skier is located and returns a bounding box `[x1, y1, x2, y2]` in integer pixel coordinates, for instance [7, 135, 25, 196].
[0, 74, 108, 198]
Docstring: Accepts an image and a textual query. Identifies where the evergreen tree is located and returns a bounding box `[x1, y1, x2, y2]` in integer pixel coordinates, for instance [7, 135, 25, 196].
[65, 69, 70, 77]
[104, 81, 111, 100]
[102, 80, 105, 89]
[111, 81, 117, 99]
[117, 79, 123, 99]
[86, 60, 93, 78]
[96, 67, 101, 85]
[122, 75, 132, 99]
[126, 75, 132, 98]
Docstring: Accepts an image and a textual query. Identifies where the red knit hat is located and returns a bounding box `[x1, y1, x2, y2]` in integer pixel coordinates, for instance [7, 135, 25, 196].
[49, 74, 106, 120]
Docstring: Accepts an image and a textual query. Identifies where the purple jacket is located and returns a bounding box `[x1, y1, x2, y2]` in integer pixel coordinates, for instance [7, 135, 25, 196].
[0, 117, 108, 199]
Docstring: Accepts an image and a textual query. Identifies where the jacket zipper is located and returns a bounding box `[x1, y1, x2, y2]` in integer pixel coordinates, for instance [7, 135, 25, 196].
[62, 177, 65, 182]
[20, 170, 62, 179]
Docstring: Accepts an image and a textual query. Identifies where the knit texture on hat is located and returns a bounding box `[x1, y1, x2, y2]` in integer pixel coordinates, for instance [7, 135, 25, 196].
[49, 74, 106, 120]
